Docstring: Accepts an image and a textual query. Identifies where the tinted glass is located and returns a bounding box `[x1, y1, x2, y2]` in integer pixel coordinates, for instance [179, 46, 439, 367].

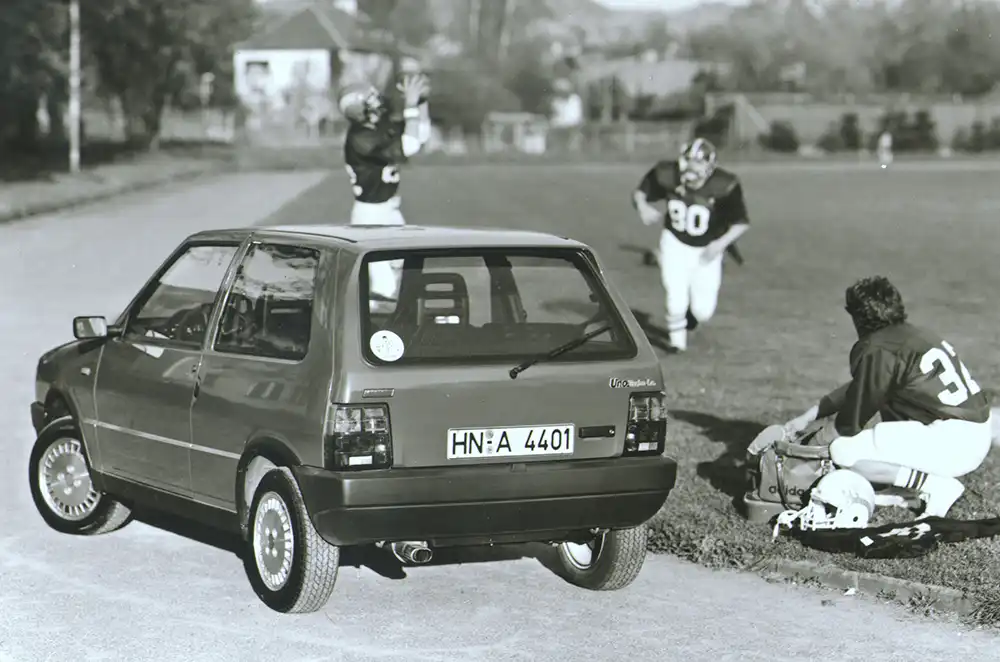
[214, 243, 320, 361]
[127, 244, 239, 346]
[360, 248, 635, 365]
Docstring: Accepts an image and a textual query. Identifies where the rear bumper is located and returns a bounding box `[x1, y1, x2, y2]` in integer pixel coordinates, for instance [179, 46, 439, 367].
[30, 401, 45, 434]
[293, 456, 677, 547]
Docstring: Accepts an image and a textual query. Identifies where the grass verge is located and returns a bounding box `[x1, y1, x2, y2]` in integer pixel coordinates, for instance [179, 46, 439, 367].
[261, 160, 1000, 625]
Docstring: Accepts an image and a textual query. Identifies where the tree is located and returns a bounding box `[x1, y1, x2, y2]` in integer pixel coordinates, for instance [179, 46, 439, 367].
[81, 0, 256, 148]
[0, 1, 68, 150]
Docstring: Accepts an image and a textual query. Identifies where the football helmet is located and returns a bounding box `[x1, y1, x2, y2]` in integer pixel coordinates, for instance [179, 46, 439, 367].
[678, 138, 718, 189]
[773, 469, 876, 537]
[338, 83, 388, 126]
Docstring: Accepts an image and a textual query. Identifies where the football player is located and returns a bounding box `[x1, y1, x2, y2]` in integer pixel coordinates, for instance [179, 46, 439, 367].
[339, 72, 430, 226]
[768, 276, 993, 519]
[339, 73, 429, 302]
[631, 138, 750, 352]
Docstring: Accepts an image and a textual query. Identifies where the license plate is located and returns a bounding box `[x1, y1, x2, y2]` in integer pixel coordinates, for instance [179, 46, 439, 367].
[447, 424, 575, 459]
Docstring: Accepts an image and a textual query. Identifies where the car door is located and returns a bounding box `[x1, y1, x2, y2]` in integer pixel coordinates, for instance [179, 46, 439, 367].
[93, 241, 243, 494]
[190, 240, 329, 510]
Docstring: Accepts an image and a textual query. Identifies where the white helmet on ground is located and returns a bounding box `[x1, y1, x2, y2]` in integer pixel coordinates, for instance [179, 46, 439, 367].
[773, 469, 876, 536]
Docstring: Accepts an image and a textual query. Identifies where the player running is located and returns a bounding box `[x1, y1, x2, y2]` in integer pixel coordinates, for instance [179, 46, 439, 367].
[631, 138, 750, 352]
[755, 275, 994, 519]
[339, 72, 430, 226]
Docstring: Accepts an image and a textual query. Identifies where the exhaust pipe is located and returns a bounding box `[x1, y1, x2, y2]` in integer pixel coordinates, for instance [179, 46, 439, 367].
[390, 541, 433, 565]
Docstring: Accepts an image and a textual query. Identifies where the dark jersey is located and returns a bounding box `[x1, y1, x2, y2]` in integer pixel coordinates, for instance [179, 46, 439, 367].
[823, 323, 991, 438]
[635, 160, 749, 248]
[788, 516, 1000, 559]
[343, 120, 407, 204]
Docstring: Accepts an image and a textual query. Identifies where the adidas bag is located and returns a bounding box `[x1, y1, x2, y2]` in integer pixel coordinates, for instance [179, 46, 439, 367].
[743, 440, 834, 523]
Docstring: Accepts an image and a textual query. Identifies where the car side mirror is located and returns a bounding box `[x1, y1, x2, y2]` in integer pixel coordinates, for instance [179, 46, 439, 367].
[73, 316, 109, 340]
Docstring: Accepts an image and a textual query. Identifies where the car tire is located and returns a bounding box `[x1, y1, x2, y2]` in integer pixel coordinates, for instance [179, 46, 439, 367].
[243, 467, 340, 614]
[28, 423, 132, 535]
[556, 525, 649, 591]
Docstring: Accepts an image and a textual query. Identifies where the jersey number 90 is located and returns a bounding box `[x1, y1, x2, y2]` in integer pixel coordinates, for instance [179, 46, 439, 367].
[920, 340, 982, 407]
[666, 200, 711, 237]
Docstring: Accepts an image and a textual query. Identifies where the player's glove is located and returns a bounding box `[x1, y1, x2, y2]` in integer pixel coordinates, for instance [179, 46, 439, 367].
[638, 206, 662, 226]
[747, 424, 792, 455]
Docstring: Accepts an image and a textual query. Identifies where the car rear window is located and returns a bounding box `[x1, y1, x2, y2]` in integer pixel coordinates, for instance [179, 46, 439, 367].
[359, 247, 637, 366]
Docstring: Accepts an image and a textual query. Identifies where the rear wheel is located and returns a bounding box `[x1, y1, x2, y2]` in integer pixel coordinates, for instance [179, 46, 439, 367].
[556, 525, 648, 591]
[243, 468, 340, 614]
[28, 424, 132, 535]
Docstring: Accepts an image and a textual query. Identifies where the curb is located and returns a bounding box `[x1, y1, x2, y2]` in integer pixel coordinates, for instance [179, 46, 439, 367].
[0, 163, 227, 225]
[755, 557, 977, 616]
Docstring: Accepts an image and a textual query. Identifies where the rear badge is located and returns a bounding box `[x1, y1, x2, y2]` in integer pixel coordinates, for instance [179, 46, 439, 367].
[362, 388, 395, 398]
[609, 378, 657, 389]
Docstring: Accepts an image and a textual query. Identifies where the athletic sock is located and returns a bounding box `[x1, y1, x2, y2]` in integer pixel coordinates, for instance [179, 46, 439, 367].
[893, 467, 928, 490]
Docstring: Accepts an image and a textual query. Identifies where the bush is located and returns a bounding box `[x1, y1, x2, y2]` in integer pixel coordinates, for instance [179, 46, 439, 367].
[817, 120, 845, 152]
[867, 109, 938, 152]
[758, 120, 799, 152]
[839, 112, 862, 150]
[691, 103, 734, 148]
[954, 117, 1000, 152]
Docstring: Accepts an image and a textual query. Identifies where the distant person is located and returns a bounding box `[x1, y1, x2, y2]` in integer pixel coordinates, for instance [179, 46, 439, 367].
[630, 138, 751, 353]
[877, 130, 893, 168]
[753, 276, 993, 519]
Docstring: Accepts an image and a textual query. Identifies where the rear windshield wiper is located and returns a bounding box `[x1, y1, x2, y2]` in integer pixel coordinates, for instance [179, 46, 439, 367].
[509, 323, 613, 379]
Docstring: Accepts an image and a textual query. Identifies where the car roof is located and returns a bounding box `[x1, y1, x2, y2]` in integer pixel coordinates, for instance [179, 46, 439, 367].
[188, 224, 587, 251]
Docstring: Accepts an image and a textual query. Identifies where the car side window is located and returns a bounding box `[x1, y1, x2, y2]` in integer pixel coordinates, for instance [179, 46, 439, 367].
[126, 244, 240, 347]
[213, 242, 320, 361]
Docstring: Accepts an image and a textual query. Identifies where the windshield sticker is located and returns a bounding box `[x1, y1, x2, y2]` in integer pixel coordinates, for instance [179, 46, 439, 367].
[370, 330, 405, 362]
[609, 377, 657, 389]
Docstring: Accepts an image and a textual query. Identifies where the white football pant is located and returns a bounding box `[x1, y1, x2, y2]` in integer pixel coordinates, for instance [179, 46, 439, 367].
[829, 415, 993, 517]
[351, 196, 405, 301]
[658, 230, 724, 350]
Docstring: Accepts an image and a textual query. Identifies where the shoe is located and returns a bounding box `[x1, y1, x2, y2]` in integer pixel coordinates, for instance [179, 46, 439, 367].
[918, 476, 965, 518]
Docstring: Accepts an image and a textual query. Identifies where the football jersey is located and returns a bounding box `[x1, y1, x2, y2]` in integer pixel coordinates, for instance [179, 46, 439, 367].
[636, 160, 749, 247]
[343, 120, 406, 204]
[832, 323, 991, 437]
[788, 515, 1000, 559]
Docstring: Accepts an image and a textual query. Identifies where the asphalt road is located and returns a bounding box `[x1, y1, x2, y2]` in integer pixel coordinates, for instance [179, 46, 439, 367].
[1, 172, 997, 661]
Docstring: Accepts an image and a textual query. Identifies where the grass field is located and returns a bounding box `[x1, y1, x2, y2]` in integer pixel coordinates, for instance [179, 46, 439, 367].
[263, 160, 1000, 622]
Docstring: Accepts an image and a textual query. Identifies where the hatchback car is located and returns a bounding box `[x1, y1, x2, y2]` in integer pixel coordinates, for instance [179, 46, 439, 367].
[28, 224, 677, 614]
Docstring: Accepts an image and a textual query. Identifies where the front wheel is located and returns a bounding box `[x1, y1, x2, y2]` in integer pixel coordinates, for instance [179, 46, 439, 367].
[556, 525, 649, 591]
[28, 424, 132, 535]
[243, 467, 341, 614]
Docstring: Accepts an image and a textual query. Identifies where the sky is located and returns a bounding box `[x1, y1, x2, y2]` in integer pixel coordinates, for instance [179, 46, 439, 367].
[595, 0, 747, 10]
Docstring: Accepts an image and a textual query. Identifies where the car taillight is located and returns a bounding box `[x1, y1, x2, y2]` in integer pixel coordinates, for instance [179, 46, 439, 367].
[323, 403, 393, 471]
[623, 392, 668, 456]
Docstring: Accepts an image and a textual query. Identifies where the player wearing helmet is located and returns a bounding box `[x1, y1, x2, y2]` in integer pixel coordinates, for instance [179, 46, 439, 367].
[340, 73, 430, 302]
[765, 276, 994, 519]
[340, 72, 430, 226]
[631, 138, 751, 352]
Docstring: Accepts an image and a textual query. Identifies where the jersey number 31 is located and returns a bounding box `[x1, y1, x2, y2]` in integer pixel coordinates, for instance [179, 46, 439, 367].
[920, 340, 981, 407]
[666, 200, 710, 237]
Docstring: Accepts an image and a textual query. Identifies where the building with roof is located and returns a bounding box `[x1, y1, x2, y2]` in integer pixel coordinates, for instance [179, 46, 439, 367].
[234, 0, 423, 141]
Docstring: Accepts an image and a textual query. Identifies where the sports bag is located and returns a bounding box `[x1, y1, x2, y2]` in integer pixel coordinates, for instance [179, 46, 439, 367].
[745, 439, 834, 518]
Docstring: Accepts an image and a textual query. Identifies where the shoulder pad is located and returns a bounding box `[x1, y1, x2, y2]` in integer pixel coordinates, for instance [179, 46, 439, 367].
[713, 167, 740, 193]
[654, 160, 679, 187]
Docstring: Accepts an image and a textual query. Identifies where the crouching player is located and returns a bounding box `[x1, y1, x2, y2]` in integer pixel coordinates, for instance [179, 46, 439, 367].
[770, 276, 993, 518]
